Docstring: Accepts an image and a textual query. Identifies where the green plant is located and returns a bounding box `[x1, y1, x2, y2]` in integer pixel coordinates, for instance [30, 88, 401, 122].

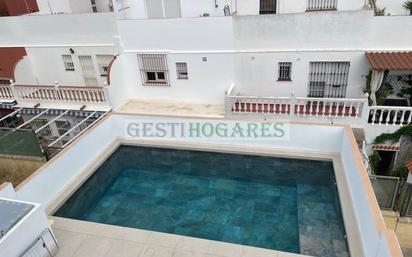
[369, 151, 381, 174]
[376, 7, 386, 15]
[364, 70, 372, 94]
[374, 125, 412, 144]
[403, 0, 412, 15]
[396, 75, 412, 103]
[390, 165, 409, 179]
[375, 82, 394, 105]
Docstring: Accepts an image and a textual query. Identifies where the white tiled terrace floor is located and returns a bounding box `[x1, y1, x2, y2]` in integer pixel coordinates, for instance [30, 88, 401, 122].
[116, 99, 224, 118]
[51, 217, 308, 257]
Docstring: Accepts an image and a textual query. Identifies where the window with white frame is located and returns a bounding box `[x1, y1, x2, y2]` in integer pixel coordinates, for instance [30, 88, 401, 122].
[176, 62, 188, 79]
[278, 62, 292, 81]
[96, 55, 113, 77]
[137, 54, 169, 86]
[307, 0, 337, 11]
[62, 55, 75, 71]
[308, 62, 350, 98]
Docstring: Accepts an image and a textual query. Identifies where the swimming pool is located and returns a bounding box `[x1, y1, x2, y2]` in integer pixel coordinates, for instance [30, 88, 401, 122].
[55, 145, 349, 257]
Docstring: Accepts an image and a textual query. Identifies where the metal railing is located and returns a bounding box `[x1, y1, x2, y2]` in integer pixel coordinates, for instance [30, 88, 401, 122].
[369, 175, 400, 210]
[20, 228, 59, 257]
[307, 0, 338, 10]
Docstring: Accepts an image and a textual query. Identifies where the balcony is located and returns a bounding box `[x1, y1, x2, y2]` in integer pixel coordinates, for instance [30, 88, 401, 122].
[225, 84, 412, 129]
[0, 82, 111, 111]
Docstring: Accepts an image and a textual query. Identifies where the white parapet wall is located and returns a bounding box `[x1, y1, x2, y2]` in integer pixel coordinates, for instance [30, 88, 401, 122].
[0, 195, 52, 257]
[8, 112, 403, 257]
[0, 13, 116, 47]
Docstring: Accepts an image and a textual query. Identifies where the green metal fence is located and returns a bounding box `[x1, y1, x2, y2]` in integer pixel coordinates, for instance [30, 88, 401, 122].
[0, 128, 43, 158]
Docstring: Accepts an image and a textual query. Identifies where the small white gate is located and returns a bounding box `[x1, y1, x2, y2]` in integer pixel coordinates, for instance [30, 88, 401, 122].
[20, 229, 59, 257]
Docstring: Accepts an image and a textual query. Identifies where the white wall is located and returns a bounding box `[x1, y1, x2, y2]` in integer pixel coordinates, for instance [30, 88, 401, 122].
[338, 132, 399, 257]
[117, 17, 233, 51]
[236, 0, 259, 15]
[180, 0, 234, 17]
[110, 52, 234, 103]
[36, 0, 112, 14]
[69, 0, 93, 13]
[233, 51, 369, 98]
[0, 200, 51, 257]
[15, 46, 118, 86]
[14, 56, 37, 84]
[0, 13, 117, 47]
[232, 10, 412, 51]
[36, 0, 73, 14]
[114, 0, 371, 18]
[110, 11, 412, 103]
[114, 0, 147, 19]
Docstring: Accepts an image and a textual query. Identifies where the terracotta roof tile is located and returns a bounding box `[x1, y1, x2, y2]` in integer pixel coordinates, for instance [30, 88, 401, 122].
[366, 52, 412, 71]
[372, 144, 400, 151]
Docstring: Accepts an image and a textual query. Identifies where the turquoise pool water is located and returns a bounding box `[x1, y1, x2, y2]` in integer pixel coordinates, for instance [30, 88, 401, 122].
[55, 145, 349, 257]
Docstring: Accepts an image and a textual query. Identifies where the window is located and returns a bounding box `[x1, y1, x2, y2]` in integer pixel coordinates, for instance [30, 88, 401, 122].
[176, 62, 188, 79]
[62, 55, 75, 71]
[308, 62, 350, 98]
[138, 54, 170, 86]
[307, 0, 337, 11]
[91, 0, 97, 12]
[0, 78, 11, 85]
[260, 0, 276, 14]
[96, 54, 113, 77]
[278, 62, 292, 81]
[78, 55, 98, 86]
[109, 0, 114, 12]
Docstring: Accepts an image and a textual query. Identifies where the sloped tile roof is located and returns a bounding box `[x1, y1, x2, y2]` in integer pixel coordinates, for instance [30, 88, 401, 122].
[366, 52, 412, 71]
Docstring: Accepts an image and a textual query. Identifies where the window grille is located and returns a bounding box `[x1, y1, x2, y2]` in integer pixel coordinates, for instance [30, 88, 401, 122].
[308, 62, 350, 98]
[78, 55, 98, 86]
[96, 55, 113, 77]
[176, 62, 188, 79]
[62, 55, 75, 71]
[307, 0, 338, 11]
[91, 0, 97, 12]
[55, 120, 72, 146]
[278, 62, 292, 81]
[137, 54, 170, 86]
[260, 0, 276, 14]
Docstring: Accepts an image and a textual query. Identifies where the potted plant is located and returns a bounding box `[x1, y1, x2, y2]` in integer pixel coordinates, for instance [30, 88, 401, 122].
[403, 0, 412, 15]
